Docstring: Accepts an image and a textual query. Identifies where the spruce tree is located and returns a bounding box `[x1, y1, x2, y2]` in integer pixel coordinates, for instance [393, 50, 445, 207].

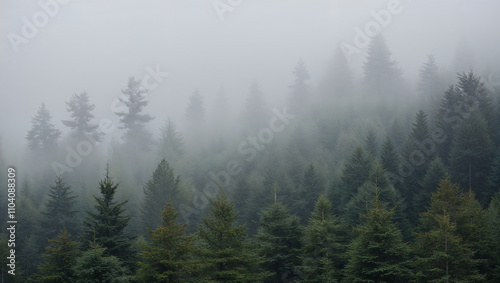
[413, 177, 486, 282]
[34, 228, 79, 282]
[115, 77, 154, 149]
[487, 190, 500, 280]
[141, 159, 182, 233]
[72, 243, 128, 283]
[158, 119, 185, 161]
[41, 176, 78, 241]
[26, 103, 61, 152]
[256, 201, 302, 282]
[379, 135, 401, 187]
[198, 189, 269, 282]
[364, 130, 378, 158]
[418, 54, 439, 95]
[136, 202, 196, 282]
[449, 110, 494, 204]
[62, 92, 101, 141]
[413, 157, 447, 218]
[343, 189, 411, 282]
[338, 147, 373, 206]
[82, 165, 134, 270]
[301, 195, 343, 282]
[296, 164, 324, 222]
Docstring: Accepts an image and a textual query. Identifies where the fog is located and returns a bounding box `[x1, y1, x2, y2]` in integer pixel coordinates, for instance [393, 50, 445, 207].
[1, 0, 498, 165]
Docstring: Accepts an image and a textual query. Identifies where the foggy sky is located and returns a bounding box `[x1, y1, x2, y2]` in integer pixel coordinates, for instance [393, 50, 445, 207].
[1, 0, 499, 165]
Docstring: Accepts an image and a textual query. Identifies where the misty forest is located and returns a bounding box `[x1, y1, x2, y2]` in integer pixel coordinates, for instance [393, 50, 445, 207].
[2, 1, 500, 282]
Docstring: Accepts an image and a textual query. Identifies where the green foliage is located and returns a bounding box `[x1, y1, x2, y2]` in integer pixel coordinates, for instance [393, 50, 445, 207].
[198, 189, 269, 282]
[256, 201, 302, 282]
[295, 164, 324, 222]
[301, 195, 344, 282]
[414, 157, 447, 217]
[141, 159, 182, 233]
[337, 147, 373, 206]
[34, 228, 79, 282]
[82, 165, 134, 270]
[413, 177, 487, 282]
[136, 202, 196, 282]
[41, 176, 78, 240]
[344, 189, 411, 282]
[72, 243, 129, 283]
[364, 130, 378, 158]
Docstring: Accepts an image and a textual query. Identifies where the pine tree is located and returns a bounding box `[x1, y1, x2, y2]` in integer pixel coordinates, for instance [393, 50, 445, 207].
[141, 159, 182, 233]
[338, 147, 373, 206]
[362, 34, 402, 96]
[158, 119, 185, 161]
[414, 157, 447, 217]
[26, 103, 61, 152]
[115, 77, 154, 149]
[413, 177, 486, 282]
[364, 130, 378, 158]
[136, 202, 196, 282]
[198, 189, 269, 282]
[41, 176, 78, 241]
[72, 243, 128, 283]
[301, 195, 343, 282]
[288, 59, 310, 114]
[82, 165, 134, 270]
[343, 189, 411, 282]
[34, 227, 79, 282]
[296, 164, 324, 222]
[62, 92, 101, 141]
[256, 201, 302, 282]
[449, 110, 494, 204]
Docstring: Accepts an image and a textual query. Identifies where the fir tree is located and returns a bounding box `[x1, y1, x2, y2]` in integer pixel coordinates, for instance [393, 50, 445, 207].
[26, 103, 61, 152]
[115, 77, 154, 149]
[413, 177, 486, 282]
[414, 157, 447, 217]
[364, 130, 378, 158]
[449, 110, 494, 204]
[256, 201, 302, 282]
[379, 135, 400, 186]
[338, 147, 373, 206]
[41, 176, 78, 240]
[296, 164, 324, 222]
[136, 202, 196, 282]
[72, 243, 128, 283]
[362, 34, 402, 96]
[343, 189, 411, 282]
[158, 119, 185, 161]
[34, 227, 79, 282]
[141, 159, 182, 233]
[82, 165, 134, 270]
[62, 92, 101, 141]
[198, 189, 269, 282]
[301, 195, 343, 282]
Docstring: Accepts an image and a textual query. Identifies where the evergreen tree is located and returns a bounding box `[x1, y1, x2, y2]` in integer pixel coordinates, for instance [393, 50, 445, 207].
[136, 202, 196, 282]
[82, 165, 134, 270]
[364, 130, 378, 157]
[343, 189, 411, 282]
[296, 164, 324, 222]
[301, 195, 343, 282]
[288, 59, 310, 114]
[26, 103, 61, 152]
[337, 147, 373, 206]
[418, 54, 441, 107]
[256, 201, 302, 282]
[141, 159, 182, 234]
[362, 35, 402, 96]
[72, 243, 128, 283]
[158, 119, 185, 161]
[487, 190, 500, 280]
[414, 157, 447, 217]
[198, 189, 269, 282]
[449, 110, 494, 204]
[115, 77, 154, 149]
[185, 89, 205, 126]
[34, 228, 79, 282]
[319, 46, 352, 100]
[41, 176, 78, 241]
[62, 92, 101, 141]
[379, 135, 400, 186]
[414, 177, 486, 282]
[243, 80, 268, 132]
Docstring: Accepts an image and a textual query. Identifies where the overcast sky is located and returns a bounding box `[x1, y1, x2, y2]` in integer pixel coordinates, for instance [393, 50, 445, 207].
[1, 0, 499, 164]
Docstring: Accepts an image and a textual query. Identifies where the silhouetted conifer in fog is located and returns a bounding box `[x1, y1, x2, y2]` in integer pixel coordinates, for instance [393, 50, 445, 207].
[26, 103, 61, 153]
[62, 92, 102, 141]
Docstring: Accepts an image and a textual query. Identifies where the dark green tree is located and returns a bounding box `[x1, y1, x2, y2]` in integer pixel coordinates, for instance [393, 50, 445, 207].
[198, 190, 269, 282]
[141, 159, 182, 233]
[413, 178, 486, 282]
[72, 243, 128, 283]
[41, 176, 78, 241]
[337, 147, 373, 207]
[34, 228, 79, 282]
[62, 92, 101, 141]
[487, 190, 500, 280]
[343, 189, 411, 282]
[26, 103, 61, 152]
[301, 195, 343, 282]
[449, 110, 494, 204]
[379, 135, 401, 187]
[82, 165, 134, 270]
[136, 202, 196, 282]
[256, 201, 302, 282]
[295, 164, 324, 222]
[413, 157, 447, 218]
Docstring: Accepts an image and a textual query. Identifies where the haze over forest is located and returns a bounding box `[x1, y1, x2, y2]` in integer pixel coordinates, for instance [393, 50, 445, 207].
[1, 0, 500, 282]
